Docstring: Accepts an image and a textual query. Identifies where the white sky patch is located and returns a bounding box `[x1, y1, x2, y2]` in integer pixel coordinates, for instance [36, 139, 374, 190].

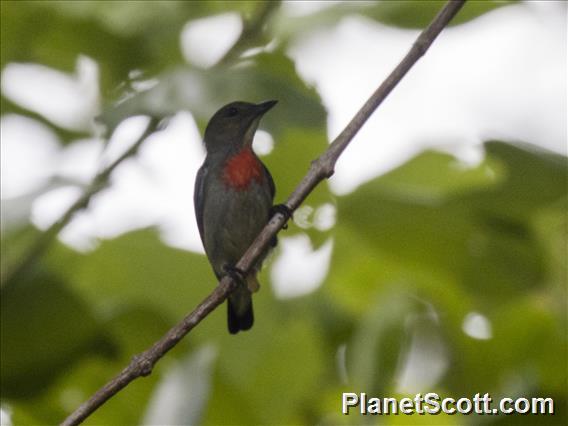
[139, 111, 205, 253]
[1, 115, 60, 199]
[1, 56, 99, 132]
[313, 203, 336, 231]
[180, 13, 243, 68]
[252, 129, 274, 156]
[71, 158, 162, 247]
[462, 311, 493, 340]
[31, 186, 82, 230]
[292, 205, 314, 229]
[271, 234, 333, 298]
[0, 406, 12, 426]
[143, 345, 217, 426]
[57, 138, 104, 185]
[29, 112, 206, 253]
[128, 69, 160, 93]
[100, 115, 152, 168]
[240, 37, 279, 59]
[289, 203, 336, 231]
[395, 322, 448, 394]
[281, 1, 336, 17]
[288, 1, 567, 195]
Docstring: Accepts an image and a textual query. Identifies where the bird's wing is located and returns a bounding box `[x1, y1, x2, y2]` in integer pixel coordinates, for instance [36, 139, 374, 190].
[194, 162, 208, 245]
[262, 161, 279, 248]
[262, 162, 276, 200]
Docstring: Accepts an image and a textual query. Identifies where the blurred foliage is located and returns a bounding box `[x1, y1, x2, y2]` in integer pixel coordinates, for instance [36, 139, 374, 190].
[272, 0, 516, 40]
[1, 1, 566, 425]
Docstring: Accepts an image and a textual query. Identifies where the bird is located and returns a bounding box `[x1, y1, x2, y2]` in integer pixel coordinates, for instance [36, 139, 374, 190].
[194, 100, 285, 334]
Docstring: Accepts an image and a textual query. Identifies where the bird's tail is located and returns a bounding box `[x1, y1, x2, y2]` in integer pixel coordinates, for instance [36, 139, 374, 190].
[227, 285, 254, 334]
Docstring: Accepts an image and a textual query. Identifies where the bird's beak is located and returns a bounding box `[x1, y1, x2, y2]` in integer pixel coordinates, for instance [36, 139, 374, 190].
[243, 100, 277, 146]
[255, 100, 278, 116]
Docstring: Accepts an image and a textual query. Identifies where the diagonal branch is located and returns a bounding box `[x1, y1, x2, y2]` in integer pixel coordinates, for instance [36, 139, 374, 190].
[61, 1, 466, 425]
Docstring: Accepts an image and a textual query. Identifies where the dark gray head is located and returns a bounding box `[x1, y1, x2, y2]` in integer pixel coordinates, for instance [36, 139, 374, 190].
[203, 100, 277, 153]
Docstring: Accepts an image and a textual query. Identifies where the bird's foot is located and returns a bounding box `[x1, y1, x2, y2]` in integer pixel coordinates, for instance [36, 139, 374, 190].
[223, 264, 246, 285]
[270, 204, 292, 230]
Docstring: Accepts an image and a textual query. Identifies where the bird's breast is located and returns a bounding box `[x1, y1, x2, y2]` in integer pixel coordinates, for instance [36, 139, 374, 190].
[222, 148, 264, 190]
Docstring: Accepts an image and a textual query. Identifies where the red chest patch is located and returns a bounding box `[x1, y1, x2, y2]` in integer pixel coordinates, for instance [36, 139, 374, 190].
[222, 148, 264, 190]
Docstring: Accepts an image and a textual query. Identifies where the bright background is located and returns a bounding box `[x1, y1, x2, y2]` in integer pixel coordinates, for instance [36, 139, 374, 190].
[1, 1, 566, 425]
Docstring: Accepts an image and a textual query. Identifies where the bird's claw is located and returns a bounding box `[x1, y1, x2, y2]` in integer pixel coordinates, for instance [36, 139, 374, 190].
[223, 264, 246, 285]
[270, 204, 292, 230]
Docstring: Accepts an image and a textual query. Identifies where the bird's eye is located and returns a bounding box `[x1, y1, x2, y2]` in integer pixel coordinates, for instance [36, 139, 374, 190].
[225, 107, 238, 117]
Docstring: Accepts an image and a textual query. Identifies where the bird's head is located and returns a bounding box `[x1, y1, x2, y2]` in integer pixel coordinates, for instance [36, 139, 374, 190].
[203, 100, 277, 154]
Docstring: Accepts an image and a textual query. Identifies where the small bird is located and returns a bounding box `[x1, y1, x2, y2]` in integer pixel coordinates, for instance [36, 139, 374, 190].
[194, 100, 281, 334]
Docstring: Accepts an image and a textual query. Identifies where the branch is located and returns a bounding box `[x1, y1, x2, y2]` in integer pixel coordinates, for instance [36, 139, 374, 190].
[61, 1, 466, 425]
[1, 118, 160, 287]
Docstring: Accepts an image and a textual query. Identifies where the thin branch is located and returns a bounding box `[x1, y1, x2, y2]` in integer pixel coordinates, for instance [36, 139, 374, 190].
[1, 118, 160, 287]
[61, 1, 466, 425]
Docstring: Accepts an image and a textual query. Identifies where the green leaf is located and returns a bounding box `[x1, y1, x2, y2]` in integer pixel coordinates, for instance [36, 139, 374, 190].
[272, 0, 516, 44]
[67, 307, 174, 425]
[1, 1, 152, 93]
[327, 141, 566, 418]
[465, 142, 568, 221]
[362, 0, 517, 29]
[347, 290, 415, 394]
[202, 291, 328, 425]
[1, 270, 111, 398]
[443, 295, 566, 398]
[48, 228, 215, 320]
[98, 49, 326, 134]
[335, 143, 566, 307]
[532, 198, 568, 327]
[6, 305, 175, 424]
[375, 150, 504, 201]
[1, 225, 43, 285]
[264, 127, 332, 208]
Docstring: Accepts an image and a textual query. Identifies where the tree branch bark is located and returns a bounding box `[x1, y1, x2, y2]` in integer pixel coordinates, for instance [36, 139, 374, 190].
[61, 1, 465, 424]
